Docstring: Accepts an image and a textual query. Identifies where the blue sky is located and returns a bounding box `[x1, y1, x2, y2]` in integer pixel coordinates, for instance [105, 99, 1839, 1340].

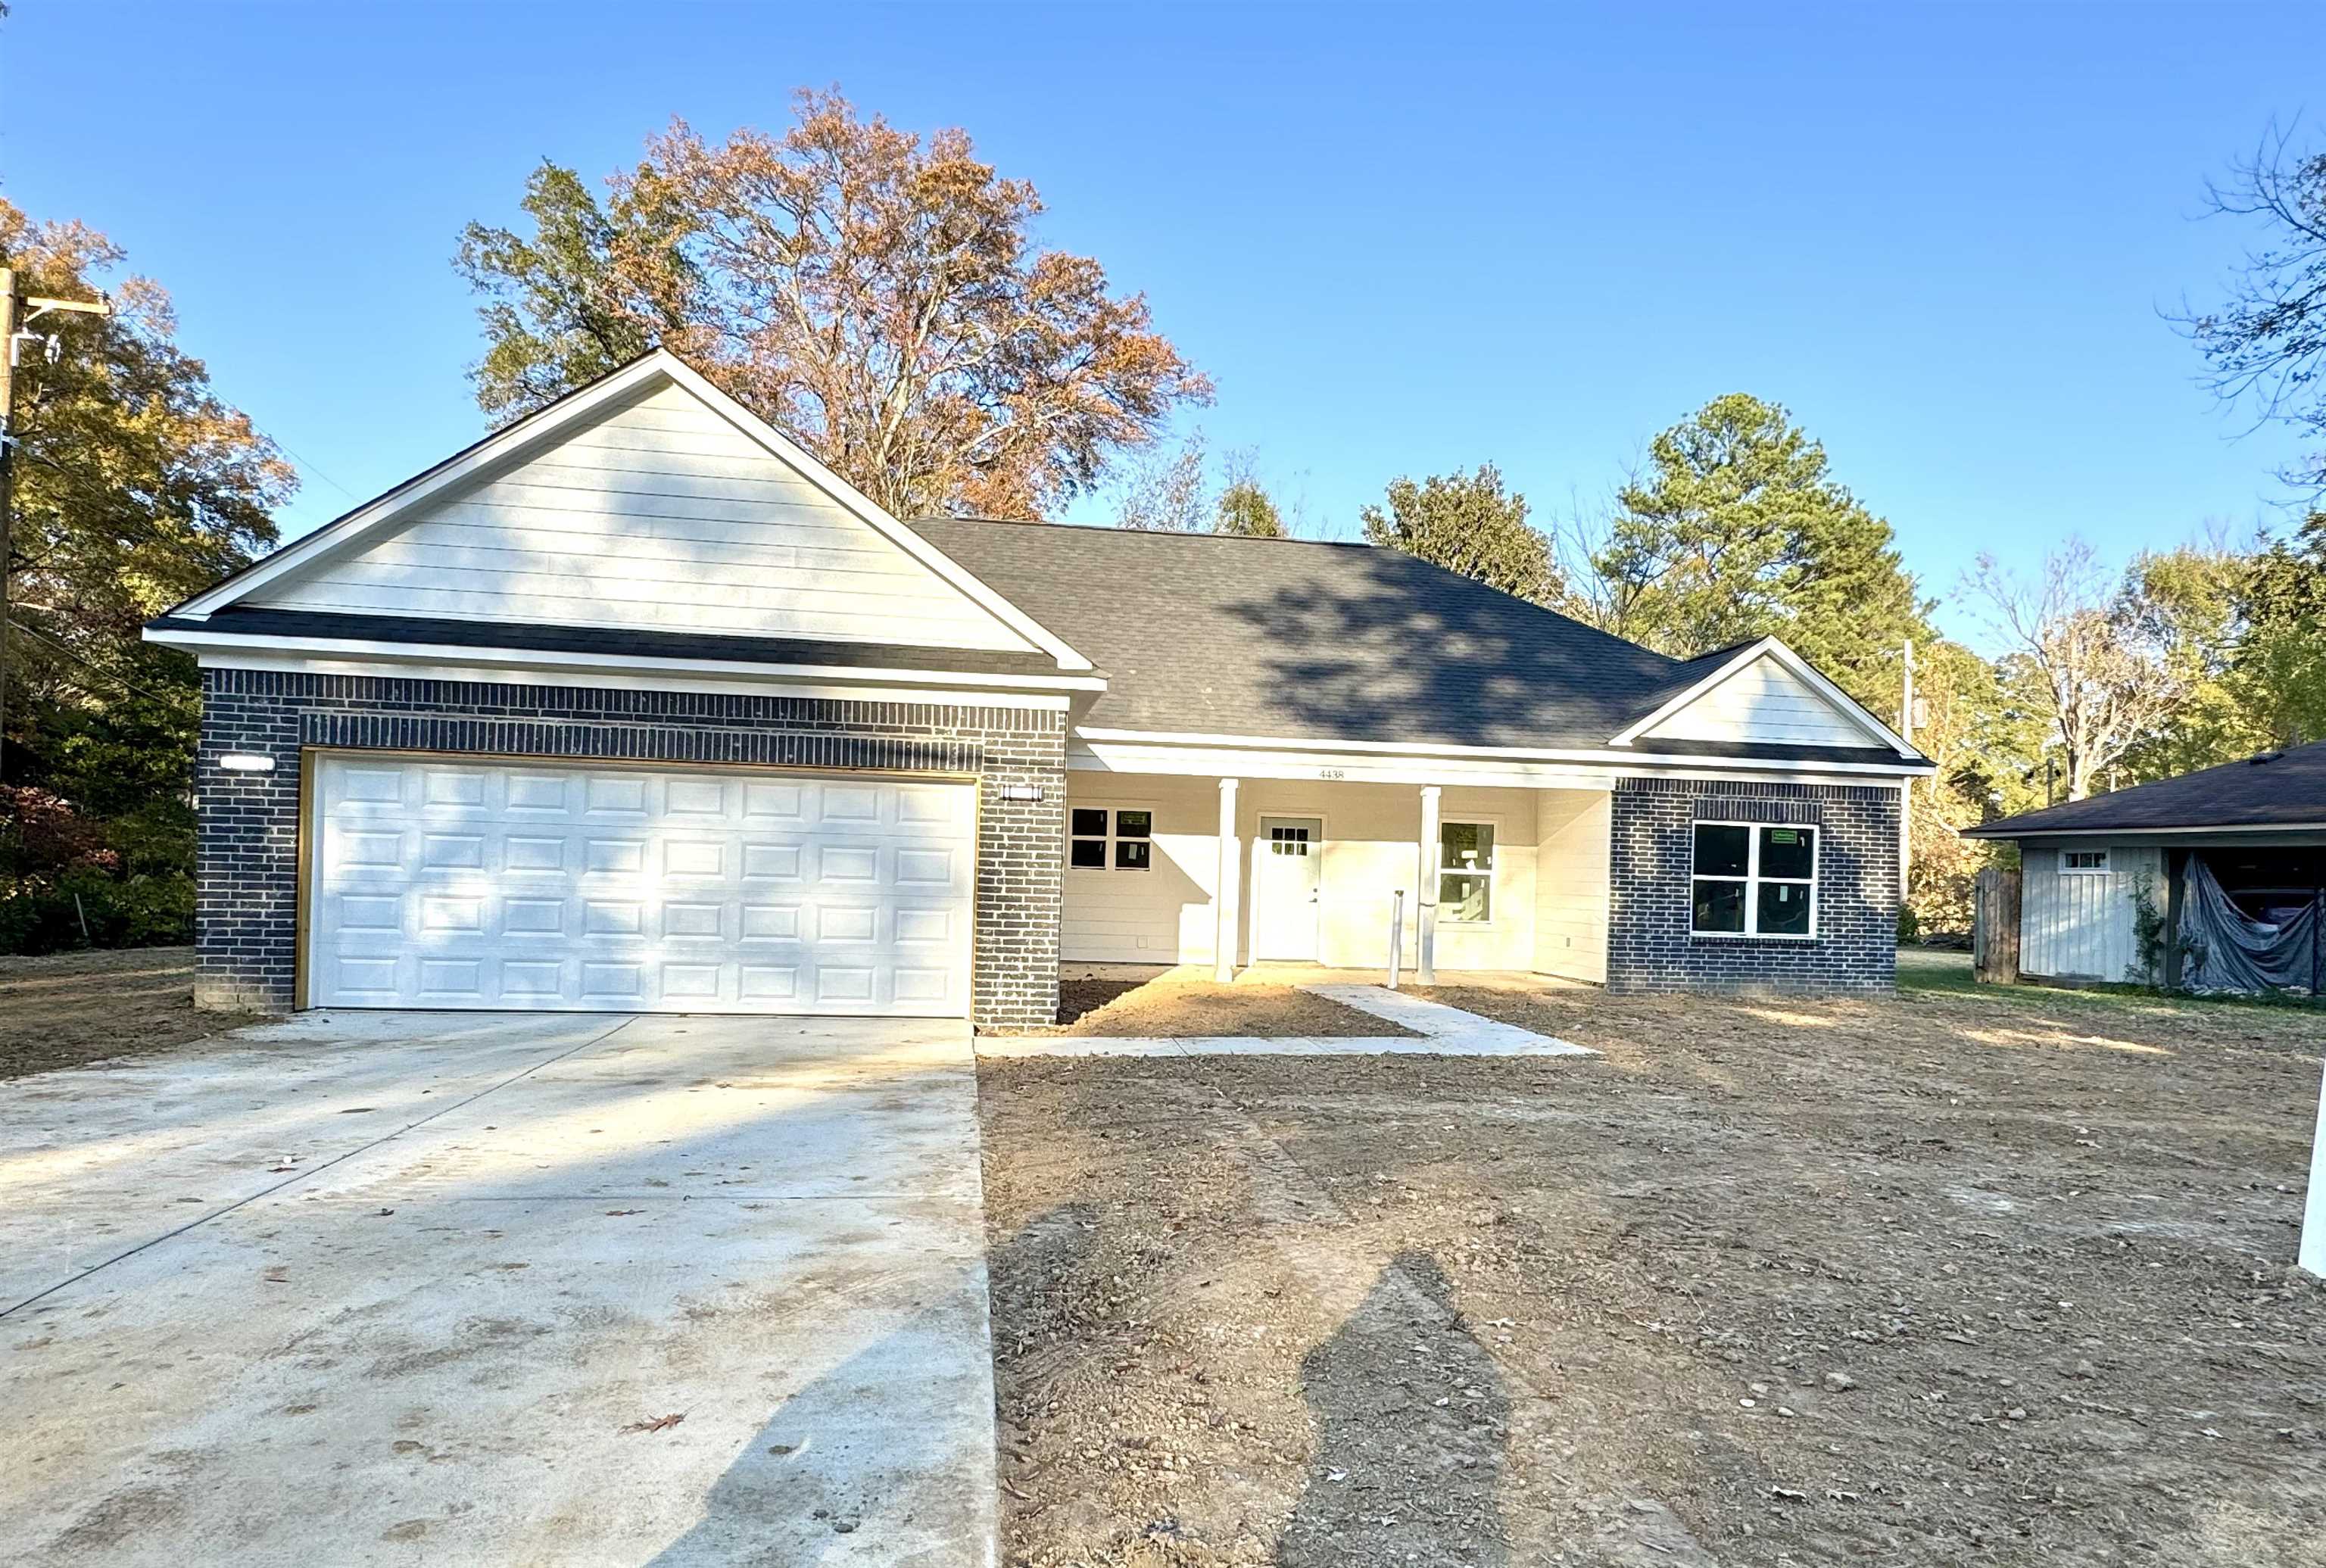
[4, 2, 2316, 647]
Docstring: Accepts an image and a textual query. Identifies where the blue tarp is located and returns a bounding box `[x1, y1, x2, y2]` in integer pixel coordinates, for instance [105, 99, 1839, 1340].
[2181, 856, 2323, 996]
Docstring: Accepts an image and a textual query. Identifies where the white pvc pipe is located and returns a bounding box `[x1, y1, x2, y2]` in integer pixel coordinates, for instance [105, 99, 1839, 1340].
[1214, 778, 1240, 984]
[2302, 1055, 2326, 1278]
[1388, 890, 1405, 990]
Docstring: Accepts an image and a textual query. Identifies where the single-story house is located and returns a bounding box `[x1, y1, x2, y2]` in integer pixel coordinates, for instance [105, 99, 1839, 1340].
[145, 351, 1934, 1029]
[1963, 741, 2326, 995]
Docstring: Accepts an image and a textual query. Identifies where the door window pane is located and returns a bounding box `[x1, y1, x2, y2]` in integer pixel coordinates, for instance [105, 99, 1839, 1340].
[1760, 825, 1815, 881]
[1694, 823, 1750, 878]
[1694, 879, 1748, 933]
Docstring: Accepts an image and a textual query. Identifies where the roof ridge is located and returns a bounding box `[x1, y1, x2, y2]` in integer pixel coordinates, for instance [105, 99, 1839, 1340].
[911, 514, 1380, 551]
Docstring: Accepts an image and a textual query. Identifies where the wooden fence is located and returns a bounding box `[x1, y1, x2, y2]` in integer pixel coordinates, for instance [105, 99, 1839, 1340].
[1972, 867, 2021, 985]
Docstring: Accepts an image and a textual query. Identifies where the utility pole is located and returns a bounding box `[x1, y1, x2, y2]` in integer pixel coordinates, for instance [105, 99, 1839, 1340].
[0, 267, 112, 781]
[1898, 637, 1916, 911]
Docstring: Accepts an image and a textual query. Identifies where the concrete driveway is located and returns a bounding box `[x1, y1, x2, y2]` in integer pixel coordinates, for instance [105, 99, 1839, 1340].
[1, 1012, 996, 1566]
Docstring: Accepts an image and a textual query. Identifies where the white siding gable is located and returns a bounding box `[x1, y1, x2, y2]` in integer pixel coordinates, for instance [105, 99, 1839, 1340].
[1641, 653, 1878, 750]
[251, 381, 1040, 654]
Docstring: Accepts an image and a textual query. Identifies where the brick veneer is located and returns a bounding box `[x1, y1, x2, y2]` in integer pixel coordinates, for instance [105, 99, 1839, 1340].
[195, 667, 1067, 1029]
[1606, 775, 1900, 995]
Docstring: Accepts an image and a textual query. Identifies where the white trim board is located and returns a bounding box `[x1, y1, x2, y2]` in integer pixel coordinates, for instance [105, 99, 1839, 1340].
[1607, 637, 1919, 757]
[167, 351, 1093, 672]
[1071, 734, 1932, 788]
[1963, 823, 2326, 840]
[154, 633, 1094, 708]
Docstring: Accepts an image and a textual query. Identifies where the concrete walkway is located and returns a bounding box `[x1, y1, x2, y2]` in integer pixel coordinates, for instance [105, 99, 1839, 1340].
[2, 1012, 996, 1567]
[977, 984, 1592, 1059]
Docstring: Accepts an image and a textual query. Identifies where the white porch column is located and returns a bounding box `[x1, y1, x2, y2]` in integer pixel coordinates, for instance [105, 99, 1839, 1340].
[2302, 1056, 2326, 1277]
[1215, 778, 1241, 983]
[1417, 785, 1442, 985]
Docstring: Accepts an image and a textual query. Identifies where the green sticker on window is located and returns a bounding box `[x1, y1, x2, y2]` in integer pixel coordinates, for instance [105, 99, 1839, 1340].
[1769, 829, 1799, 843]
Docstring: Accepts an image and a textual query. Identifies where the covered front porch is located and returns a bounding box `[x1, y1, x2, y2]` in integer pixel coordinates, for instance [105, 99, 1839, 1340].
[1059, 770, 1613, 984]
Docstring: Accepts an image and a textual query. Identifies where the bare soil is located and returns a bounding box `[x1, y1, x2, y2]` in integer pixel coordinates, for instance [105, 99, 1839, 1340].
[977, 955, 2326, 1566]
[0, 947, 263, 1080]
[1029, 980, 1418, 1039]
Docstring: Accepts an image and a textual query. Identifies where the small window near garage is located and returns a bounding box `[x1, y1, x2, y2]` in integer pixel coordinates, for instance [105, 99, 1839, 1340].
[1071, 807, 1153, 872]
[2061, 849, 2109, 874]
[1439, 821, 1495, 923]
[1691, 821, 1818, 937]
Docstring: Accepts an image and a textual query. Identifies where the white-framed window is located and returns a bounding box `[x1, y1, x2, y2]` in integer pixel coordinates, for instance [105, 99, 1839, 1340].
[1069, 806, 1153, 871]
[1439, 820, 1496, 924]
[2060, 849, 2109, 874]
[1691, 821, 1819, 938]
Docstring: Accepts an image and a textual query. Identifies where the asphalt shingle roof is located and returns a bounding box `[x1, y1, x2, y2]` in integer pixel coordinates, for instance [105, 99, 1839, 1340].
[906, 517, 1903, 760]
[1963, 738, 2326, 836]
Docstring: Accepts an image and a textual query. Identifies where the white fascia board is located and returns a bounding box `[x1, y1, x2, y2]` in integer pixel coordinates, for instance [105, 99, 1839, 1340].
[1071, 724, 1935, 778]
[1607, 636, 1920, 756]
[170, 351, 1096, 674]
[145, 625, 1103, 703]
[1071, 740, 1615, 790]
[1963, 823, 2326, 840]
[201, 651, 1074, 710]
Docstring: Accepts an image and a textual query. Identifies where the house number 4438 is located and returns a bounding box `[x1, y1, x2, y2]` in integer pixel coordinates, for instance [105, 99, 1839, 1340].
[1318, 768, 1347, 780]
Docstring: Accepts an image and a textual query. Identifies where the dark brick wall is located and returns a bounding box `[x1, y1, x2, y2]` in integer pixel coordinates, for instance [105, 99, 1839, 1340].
[1606, 775, 1900, 995]
[195, 667, 1066, 1029]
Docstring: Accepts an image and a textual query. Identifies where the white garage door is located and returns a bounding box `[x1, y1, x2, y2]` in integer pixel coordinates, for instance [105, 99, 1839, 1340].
[307, 755, 975, 1015]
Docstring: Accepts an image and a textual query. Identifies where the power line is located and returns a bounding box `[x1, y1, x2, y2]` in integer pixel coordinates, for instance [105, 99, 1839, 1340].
[271, 440, 364, 503]
[10, 619, 188, 709]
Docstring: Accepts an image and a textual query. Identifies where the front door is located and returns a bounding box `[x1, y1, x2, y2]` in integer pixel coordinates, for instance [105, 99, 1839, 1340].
[1255, 816, 1324, 961]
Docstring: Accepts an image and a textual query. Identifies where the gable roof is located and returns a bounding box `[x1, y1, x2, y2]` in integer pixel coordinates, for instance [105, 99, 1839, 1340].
[1610, 635, 1916, 753]
[166, 351, 1092, 672]
[905, 516, 1926, 765]
[1963, 739, 2326, 837]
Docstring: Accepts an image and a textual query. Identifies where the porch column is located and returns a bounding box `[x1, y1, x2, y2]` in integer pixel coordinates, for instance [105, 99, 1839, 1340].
[1417, 785, 1442, 985]
[1215, 778, 1241, 982]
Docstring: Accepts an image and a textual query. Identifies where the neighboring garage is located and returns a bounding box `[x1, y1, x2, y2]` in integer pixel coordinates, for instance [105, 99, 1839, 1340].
[1966, 739, 2326, 996]
[308, 756, 977, 1015]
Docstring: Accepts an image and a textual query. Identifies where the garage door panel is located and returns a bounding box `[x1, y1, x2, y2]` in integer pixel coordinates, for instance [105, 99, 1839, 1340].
[310, 756, 972, 1016]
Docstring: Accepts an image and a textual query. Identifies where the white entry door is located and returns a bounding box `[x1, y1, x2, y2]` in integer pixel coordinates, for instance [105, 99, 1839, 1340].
[307, 755, 974, 1015]
[1255, 815, 1324, 961]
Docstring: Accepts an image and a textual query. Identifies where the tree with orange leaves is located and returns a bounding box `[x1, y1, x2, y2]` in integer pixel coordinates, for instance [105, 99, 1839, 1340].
[457, 90, 1211, 520]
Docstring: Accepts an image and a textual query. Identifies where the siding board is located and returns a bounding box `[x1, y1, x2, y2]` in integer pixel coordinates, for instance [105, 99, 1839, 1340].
[1535, 791, 1610, 982]
[1645, 655, 1875, 749]
[2020, 843, 2161, 980]
[255, 382, 1039, 653]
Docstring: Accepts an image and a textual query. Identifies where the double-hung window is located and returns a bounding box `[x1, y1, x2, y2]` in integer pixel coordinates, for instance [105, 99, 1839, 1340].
[1439, 821, 1496, 924]
[1070, 807, 1152, 871]
[1691, 821, 1818, 937]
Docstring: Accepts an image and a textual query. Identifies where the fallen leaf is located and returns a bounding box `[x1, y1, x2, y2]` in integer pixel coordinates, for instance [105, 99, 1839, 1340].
[623, 1413, 686, 1435]
[606, 1209, 645, 1217]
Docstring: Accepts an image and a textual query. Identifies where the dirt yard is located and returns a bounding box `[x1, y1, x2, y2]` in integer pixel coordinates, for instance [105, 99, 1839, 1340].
[1038, 980, 1417, 1039]
[0, 946, 260, 1080]
[977, 953, 2326, 1566]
